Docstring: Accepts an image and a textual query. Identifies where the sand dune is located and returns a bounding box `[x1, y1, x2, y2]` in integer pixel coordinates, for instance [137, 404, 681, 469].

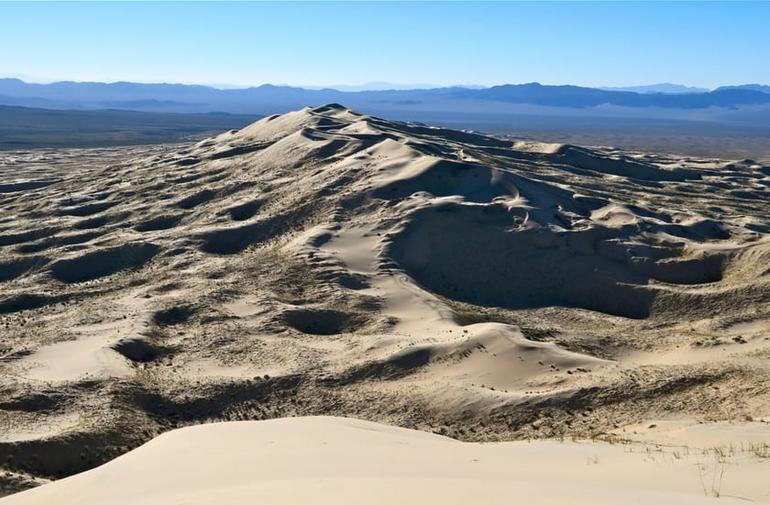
[4, 416, 768, 505]
[0, 105, 769, 497]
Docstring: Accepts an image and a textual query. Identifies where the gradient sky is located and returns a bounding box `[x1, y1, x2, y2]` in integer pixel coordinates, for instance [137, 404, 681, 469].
[1, 1, 768, 89]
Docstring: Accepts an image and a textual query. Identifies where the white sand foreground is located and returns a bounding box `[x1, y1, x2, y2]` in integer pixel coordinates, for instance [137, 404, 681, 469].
[3, 416, 768, 505]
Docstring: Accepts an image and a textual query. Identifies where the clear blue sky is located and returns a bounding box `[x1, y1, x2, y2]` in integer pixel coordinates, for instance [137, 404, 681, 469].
[1, 1, 768, 89]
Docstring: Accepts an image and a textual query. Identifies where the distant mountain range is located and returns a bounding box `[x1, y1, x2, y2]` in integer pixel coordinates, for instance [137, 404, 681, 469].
[717, 84, 770, 94]
[1, 78, 769, 121]
[599, 83, 710, 94]
[304, 82, 444, 91]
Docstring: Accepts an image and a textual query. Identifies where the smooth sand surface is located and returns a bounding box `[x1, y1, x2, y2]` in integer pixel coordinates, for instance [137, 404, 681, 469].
[3, 416, 768, 505]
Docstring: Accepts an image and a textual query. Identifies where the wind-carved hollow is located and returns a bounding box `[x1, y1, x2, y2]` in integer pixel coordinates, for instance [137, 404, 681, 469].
[50, 243, 160, 283]
[387, 203, 664, 319]
[282, 308, 368, 335]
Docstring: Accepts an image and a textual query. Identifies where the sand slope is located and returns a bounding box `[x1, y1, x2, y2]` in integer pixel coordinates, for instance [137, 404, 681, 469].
[3, 416, 767, 505]
[0, 105, 769, 493]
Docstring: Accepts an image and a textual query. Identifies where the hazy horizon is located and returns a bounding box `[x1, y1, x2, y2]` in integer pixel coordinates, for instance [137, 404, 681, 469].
[1, 76, 763, 93]
[2, 1, 769, 89]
